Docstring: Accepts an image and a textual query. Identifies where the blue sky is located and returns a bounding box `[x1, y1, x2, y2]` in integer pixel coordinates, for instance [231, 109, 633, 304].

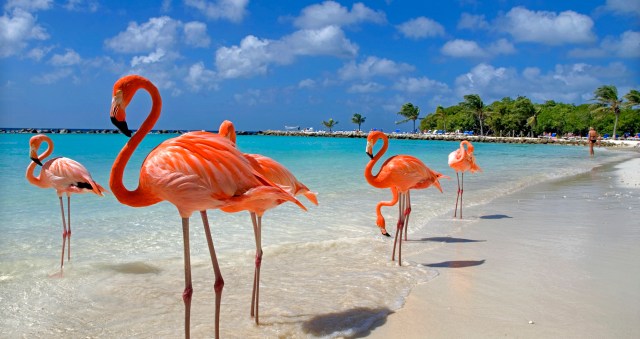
[1, 0, 639, 132]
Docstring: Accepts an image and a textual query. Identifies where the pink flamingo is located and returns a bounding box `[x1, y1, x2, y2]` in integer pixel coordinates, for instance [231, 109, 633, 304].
[108, 75, 305, 338]
[364, 131, 448, 265]
[448, 140, 481, 218]
[26, 134, 106, 271]
[218, 120, 316, 323]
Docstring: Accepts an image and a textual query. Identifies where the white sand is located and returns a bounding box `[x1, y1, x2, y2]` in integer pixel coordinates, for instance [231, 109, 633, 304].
[367, 157, 640, 338]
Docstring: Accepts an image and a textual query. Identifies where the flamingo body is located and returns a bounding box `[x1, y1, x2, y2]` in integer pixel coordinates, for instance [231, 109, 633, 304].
[26, 134, 105, 271]
[364, 131, 447, 265]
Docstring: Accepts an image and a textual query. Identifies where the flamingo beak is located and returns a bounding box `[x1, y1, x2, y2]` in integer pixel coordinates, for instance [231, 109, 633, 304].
[366, 151, 373, 159]
[365, 140, 373, 158]
[110, 91, 132, 137]
[111, 116, 132, 137]
[29, 148, 43, 166]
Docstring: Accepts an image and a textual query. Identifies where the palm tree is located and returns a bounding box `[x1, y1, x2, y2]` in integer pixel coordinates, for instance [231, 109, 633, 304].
[322, 118, 338, 132]
[351, 113, 366, 131]
[461, 94, 488, 136]
[396, 103, 420, 133]
[624, 89, 640, 108]
[591, 85, 623, 139]
[526, 107, 541, 137]
[434, 105, 446, 131]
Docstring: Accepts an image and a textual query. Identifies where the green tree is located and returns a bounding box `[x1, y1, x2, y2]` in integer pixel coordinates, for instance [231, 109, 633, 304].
[624, 89, 640, 108]
[434, 105, 446, 131]
[351, 113, 366, 131]
[461, 94, 488, 135]
[591, 85, 623, 139]
[526, 107, 540, 137]
[396, 103, 420, 133]
[322, 118, 338, 132]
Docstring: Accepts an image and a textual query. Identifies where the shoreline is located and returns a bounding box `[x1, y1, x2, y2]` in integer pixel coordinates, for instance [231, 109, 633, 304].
[366, 157, 640, 338]
[3, 128, 640, 148]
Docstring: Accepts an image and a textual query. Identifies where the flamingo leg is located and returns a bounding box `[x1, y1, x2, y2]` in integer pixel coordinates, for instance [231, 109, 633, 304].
[58, 196, 67, 269]
[250, 212, 263, 324]
[67, 195, 71, 261]
[454, 172, 461, 218]
[201, 211, 224, 339]
[391, 192, 401, 262]
[392, 192, 406, 266]
[403, 191, 411, 241]
[181, 217, 193, 339]
[460, 172, 464, 219]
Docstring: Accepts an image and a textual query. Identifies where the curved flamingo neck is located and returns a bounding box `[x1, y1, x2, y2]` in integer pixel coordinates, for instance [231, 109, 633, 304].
[461, 140, 474, 153]
[364, 134, 389, 188]
[26, 135, 53, 188]
[110, 78, 162, 207]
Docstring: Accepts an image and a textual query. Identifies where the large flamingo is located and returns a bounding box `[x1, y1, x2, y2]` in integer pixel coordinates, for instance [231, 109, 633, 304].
[217, 119, 317, 323]
[108, 75, 305, 338]
[26, 134, 106, 271]
[364, 131, 447, 266]
[448, 140, 481, 218]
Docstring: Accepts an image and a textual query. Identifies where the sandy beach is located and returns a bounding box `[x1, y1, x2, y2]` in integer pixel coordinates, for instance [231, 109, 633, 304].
[367, 156, 640, 338]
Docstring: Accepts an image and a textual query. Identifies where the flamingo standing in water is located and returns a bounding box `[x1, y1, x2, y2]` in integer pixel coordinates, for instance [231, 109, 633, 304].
[108, 75, 305, 339]
[218, 120, 316, 323]
[25, 134, 106, 271]
[364, 131, 448, 266]
[448, 140, 481, 218]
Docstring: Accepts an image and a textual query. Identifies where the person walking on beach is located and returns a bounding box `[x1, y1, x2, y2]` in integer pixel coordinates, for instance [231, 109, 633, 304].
[588, 127, 599, 157]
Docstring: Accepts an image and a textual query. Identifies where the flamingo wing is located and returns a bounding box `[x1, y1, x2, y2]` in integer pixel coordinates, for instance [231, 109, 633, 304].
[43, 157, 105, 195]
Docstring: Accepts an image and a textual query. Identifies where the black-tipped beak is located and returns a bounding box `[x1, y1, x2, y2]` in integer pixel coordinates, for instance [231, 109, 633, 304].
[111, 116, 132, 137]
[366, 151, 373, 159]
[30, 157, 43, 166]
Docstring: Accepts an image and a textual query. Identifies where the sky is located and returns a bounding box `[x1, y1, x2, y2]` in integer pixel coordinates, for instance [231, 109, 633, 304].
[1, 0, 639, 132]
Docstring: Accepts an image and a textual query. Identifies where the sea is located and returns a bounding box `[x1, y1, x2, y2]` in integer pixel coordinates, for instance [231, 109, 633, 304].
[0, 132, 636, 338]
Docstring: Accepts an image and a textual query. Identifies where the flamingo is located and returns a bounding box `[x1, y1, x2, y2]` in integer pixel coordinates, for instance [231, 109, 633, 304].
[364, 131, 448, 266]
[448, 140, 481, 218]
[25, 134, 106, 271]
[108, 75, 305, 339]
[217, 119, 317, 323]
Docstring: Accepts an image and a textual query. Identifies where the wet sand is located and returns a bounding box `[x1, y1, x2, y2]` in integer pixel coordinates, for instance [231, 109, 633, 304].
[368, 157, 640, 338]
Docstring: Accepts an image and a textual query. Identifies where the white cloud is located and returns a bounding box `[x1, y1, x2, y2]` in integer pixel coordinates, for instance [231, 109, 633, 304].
[32, 68, 74, 84]
[393, 76, 450, 94]
[441, 39, 514, 58]
[457, 13, 489, 30]
[215, 26, 358, 79]
[63, 0, 99, 12]
[441, 39, 487, 58]
[49, 48, 81, 66]
[497, 6, 595, 45]
[602, 0, 640, 17]
[338, 56, 414, 80]
[396, 17, 445, 39]
[131, 49, 167, 67]
[105, 16, 180, 53]
[569, 30, 640, 58]
[0, 8, 49, 57]
[26, 45, 52, 60]
[298, 78, 316, 89]
[293, 1, 386, 29]
[454, 62, 630, 104]
[185, 62, 217, 91]
[183, 21, 210, 47]
[184, 0, 248, 22]
[348, 82, 384, 93]
[4, 0, 52, 11]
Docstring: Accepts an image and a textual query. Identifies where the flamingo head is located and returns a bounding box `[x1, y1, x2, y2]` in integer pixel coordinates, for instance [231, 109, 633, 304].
[365, 131, 385, 159]
[218, 120, 237, 144]
[110, 88, 132, 137]
[28, 135, 47, 166]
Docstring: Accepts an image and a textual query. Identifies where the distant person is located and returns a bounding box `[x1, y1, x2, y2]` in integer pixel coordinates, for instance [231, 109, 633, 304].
[588, 127, 599, 157]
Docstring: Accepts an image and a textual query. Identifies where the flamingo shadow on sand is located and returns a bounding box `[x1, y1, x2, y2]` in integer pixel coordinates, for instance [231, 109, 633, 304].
[415, 236, 486, 243]
[479, 214, 513, 219]
[424, 260, 486, 268]
[301, 307, 392, 338]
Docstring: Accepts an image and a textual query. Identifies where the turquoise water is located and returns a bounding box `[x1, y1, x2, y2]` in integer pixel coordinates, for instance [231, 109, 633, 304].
[0, 133, 635, 337]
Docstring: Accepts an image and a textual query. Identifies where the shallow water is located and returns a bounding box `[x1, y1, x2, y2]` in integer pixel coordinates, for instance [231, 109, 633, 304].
[0, 133, 635, 337]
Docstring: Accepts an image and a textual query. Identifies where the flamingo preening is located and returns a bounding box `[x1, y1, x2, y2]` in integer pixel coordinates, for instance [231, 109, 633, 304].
[448, 140, 481, 218]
